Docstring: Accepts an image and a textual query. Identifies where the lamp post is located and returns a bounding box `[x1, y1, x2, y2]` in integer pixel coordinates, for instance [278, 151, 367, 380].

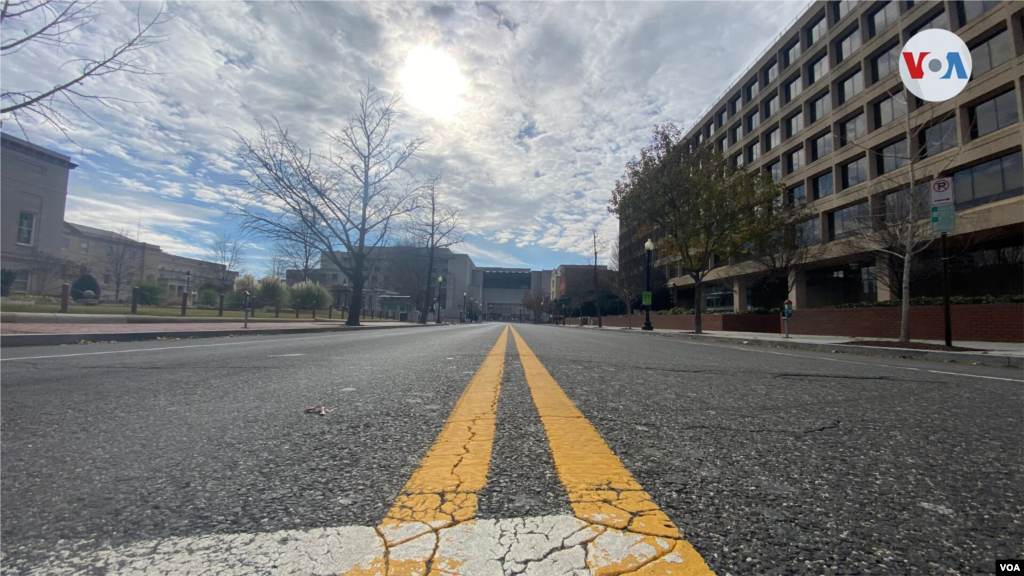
[642, 239, 654, 331]
[185, 270, 191, 298]
[436, 275, 443, 324]
[462, 291, 467, 324]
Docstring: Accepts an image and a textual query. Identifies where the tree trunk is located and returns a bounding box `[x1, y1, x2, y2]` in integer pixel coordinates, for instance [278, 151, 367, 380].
[347, 278, 363, 326]
[693, 279, 703, 334]
[899, 252, 912, 342]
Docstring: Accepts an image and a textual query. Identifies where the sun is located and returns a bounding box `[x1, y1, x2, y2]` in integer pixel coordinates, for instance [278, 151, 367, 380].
[398, 46, 468, 121]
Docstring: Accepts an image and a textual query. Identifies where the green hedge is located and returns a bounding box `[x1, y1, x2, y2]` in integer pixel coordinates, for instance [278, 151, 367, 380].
[825, 294, 1024, 309]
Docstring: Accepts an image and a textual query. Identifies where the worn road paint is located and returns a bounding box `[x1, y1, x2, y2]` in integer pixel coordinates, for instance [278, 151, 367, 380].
[344, 326, 510, 575]
[510, 326, 716, 576]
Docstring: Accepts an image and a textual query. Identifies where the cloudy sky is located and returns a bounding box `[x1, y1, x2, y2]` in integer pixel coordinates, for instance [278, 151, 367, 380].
[2, 0, 810, 273]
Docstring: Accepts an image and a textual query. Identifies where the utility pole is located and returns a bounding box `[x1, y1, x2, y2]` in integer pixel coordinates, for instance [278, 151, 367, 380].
[593, 229, 602, 328]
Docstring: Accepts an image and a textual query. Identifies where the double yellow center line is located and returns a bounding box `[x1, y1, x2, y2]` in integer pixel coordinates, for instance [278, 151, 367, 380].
[350, 325, 715, 576]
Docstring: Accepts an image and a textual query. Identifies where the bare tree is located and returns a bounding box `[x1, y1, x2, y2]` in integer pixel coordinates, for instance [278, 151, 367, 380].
[232, 83, 424, 326]
[521, 289, 546, 324]
[206, 232, 246, 291]
[590, 227, 608, 327]
[266, 243, 291, 279]
[0, 0, 170, 139]
[25, 249, 76, 294]
[840, 91, 973, 343]
[388, 239, 431, 317]
[272, 216, 319, 281]
[408, 175, 464, 324]
[103, 227, 137, 300]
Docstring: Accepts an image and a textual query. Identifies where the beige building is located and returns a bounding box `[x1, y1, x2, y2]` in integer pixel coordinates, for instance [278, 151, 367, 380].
[0, 133, 76, 293]
[623, 0, 1023, 311]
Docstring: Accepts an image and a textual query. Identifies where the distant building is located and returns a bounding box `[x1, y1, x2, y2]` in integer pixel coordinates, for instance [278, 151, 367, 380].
[551, 264, 614, 299]
[475, 267, 551, 321]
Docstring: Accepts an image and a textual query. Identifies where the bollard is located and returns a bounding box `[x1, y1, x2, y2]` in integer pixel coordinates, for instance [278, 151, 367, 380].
[275, 298, 281, 318]
[312, 305, 316, 320]
[328, 304, 333, 319]
[131, 286, 139, 314]
[181, 292, 188, 316]
[218, 293, 225, 317]
[60, 282, 70, 313]
[295, 305, 300, 318]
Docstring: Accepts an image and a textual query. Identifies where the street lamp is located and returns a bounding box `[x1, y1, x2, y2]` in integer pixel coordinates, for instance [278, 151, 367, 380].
[185, 270, 191, 299]
[462, 291, 467, 324]
[642, 239, 654, 331]
[436, 275, 443, 324]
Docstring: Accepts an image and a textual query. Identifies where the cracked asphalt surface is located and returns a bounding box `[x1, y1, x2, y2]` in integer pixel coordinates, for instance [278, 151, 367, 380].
[1, 323, 1022, 574]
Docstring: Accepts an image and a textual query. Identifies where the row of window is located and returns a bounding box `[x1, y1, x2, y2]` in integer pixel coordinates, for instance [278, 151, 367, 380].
[794, 150, 1021, 245]
[701, 1, 1011, 144]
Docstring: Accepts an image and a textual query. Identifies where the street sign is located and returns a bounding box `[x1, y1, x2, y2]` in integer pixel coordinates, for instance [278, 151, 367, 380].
[931, 204, 956, 233]
[930, 177, 954, 206]
[642, 291, 652, 306]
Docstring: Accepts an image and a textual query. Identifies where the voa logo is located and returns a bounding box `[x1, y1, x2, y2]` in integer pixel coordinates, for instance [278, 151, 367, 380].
[899, 29, 972, 102]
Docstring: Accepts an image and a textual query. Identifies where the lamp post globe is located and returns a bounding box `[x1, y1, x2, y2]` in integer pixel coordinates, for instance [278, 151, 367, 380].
[642, 239, 654, 331]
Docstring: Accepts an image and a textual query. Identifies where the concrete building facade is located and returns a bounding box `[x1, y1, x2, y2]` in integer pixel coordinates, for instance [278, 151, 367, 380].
[623, 0, 1023, 311]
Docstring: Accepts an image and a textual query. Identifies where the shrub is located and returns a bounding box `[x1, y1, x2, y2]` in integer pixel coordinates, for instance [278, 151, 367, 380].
[824, 294, 1024, 309]
[233, 274, 258, 295]
[134, 279, 165, 305]
[71, 273, 101, 300]
[255, 276, 289, 309]
[290, 280, 331, 310]
[199, 289, 218, 307]
[0, 268, 15, 296]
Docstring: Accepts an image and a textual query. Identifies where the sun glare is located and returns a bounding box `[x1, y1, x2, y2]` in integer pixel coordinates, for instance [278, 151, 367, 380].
[399, 46, 467, 121]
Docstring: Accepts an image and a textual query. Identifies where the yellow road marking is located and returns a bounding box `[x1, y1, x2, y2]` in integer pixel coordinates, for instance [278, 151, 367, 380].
[510, 326, 716, 576]
[347, 325, 510, 576]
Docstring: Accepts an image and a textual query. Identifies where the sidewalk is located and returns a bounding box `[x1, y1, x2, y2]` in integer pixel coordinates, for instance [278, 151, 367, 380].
[0, 319, 434, 347]
[566, 325, 1024, 368]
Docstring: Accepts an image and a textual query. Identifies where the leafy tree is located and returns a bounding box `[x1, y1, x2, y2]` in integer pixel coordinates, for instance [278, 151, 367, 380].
[610, 125, 776, 333]
[71, 273, 100, 299]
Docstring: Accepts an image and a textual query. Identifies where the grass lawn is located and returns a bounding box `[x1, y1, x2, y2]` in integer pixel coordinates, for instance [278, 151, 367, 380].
[0, 303, 394, 321]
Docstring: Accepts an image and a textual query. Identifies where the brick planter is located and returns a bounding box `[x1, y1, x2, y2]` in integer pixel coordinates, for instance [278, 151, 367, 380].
[600, 314, 780, 333]
[788, 303, 1023, 343]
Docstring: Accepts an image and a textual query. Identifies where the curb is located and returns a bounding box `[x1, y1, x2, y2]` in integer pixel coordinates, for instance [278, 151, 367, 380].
[0, 322, 444, 348]
[559, 325, 1023, 368]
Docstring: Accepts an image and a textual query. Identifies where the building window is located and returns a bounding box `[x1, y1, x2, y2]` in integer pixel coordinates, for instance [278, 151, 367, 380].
[768, 161, 782, 182]
[808, 53, 829, 84]
[885, 185, 931, 225]
[730, 123, 742, 143]
[958, 0, 1000, 25]
[746, 80, 760, 101]
[730, 94, 743, 115]
[876, 139, 908, 174]
[81, 242, 89, 254]
[718, 137, 728, 152]
[920, 117, 958, 157]
[812, 172, 834, 199]
[839, 114, 866, 147]
[766, 127, 780, 151]
[913, 10, 948, 34]
[809, 91, 831, 123]
[764, 95, 779, 118]
[811, 132, 833, 161]
[837, 69, 863, 104]
[953, 152, 1023, 207]
[828, 202, 868, 240]
[871, 43, 900, 81]
[734, 152, 745, 167]
[799, 216, 821, 246]
[765, 61, 779, 84]
[970, 30, 1011, 78]
[785, 40, 802, 67]
[16, 211, 35, 245]
[969, 90, 1019, 138]
[835, 0, 858, 20]
[874, 93, 907, 128]
[788, 147, 806, 172]
[748, 142, 760, 163]
[717, 109, 727, 127]
[785, 75, 802, 101]
[707, 122, 715, 137]
[127, 250, 135, 261]
[836, 27, 861, 63]
[808, 16, 827, 45]
[789, 183, 808, 206]
[11, 271, 30, 292]
[747, 111, 760, 132]
[841, 157, 868, 188]
[787, 111, 804, 137]
[61, 236, 69, 250]
[868, 1, 897, 37]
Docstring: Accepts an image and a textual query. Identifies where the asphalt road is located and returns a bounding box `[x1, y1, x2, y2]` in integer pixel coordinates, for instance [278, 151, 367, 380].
[1, 323, 1021, 575]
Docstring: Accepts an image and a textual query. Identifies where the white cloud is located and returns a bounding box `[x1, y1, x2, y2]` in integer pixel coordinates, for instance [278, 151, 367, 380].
[2, 1, 809, 267]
